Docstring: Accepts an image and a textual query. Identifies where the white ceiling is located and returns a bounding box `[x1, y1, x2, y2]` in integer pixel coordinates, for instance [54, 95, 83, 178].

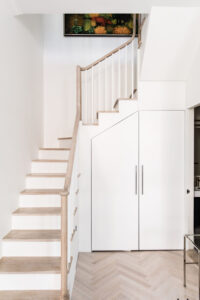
[8, 0, 200, 15]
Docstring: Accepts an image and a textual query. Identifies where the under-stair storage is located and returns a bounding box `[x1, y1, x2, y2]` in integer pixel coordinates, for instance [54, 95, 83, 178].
[92, 110, 185, 251]
[92, 113, 139, 251]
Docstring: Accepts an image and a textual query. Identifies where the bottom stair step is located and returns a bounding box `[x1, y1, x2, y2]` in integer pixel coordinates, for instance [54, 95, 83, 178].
[0, 257, 61, 290]
[0, 290, 61, 300]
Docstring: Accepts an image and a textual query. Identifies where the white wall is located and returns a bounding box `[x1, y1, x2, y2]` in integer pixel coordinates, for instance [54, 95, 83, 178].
[186, 42, 200, 108]
[0, 10, 43, 255]
[43, 14, 129, 147]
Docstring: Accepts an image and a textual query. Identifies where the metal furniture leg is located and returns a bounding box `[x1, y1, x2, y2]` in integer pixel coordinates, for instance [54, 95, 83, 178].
[184, 235, 186, 287]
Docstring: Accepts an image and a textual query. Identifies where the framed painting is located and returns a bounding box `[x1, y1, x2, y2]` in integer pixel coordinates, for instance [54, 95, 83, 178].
[64, 14, 135, 37]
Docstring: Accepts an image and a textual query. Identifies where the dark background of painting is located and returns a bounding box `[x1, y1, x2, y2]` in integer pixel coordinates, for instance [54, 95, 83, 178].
[64, 14, 137, 37]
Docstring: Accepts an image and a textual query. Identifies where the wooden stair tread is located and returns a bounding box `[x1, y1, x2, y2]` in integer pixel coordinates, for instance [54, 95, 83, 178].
[0, 257, 60, 274]
[0, 290, 61, 300]
[32, 159, 68, 163]
[27, 173, 65, 178]
[58, 137, 72, 140]
[21, 189, 64, 195]
[39, 147, 70, 151]
[3, 230, 61, 241]
[97, 110, 119, 114]
[13, 207, 61, 216]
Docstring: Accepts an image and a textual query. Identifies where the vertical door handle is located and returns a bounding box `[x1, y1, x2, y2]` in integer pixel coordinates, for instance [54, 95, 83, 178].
[135, 165, 138, 195]
[141, 165, 144, 195]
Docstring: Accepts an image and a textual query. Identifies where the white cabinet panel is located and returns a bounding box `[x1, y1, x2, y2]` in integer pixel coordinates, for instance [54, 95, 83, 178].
[92, 113, 139, 251]
[139, 111, 184, 250]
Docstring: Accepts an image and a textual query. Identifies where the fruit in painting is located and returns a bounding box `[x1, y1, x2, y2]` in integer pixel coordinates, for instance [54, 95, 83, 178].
[94, 26, 106, 34]
[113, 26, 131, 34]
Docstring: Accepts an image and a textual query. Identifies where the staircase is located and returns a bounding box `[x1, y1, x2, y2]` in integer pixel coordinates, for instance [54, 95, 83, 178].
[0, 147, 71, 299]
[0, 14, 146, 299]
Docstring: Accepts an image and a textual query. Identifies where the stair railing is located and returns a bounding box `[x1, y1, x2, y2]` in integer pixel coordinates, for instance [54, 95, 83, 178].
[80, 15, 137, 125]
[60, 65, 81, 300]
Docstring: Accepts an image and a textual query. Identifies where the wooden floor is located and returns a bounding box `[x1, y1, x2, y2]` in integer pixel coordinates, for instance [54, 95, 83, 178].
[72, 251, 199, 300]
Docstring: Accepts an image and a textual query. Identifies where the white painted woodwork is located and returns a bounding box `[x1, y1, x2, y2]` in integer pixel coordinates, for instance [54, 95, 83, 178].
[26, 176, 65, 189]
[2, 241, 60, 257]
[39, 149, 69, 160]
[58, 139, 72, 148]
[19, 194, 61, 208]
[12, 216, 61, 230]
[0, 274, 60, 290]
[31, 161, 67, 173]
[92, 113, 139, 251]
[139, 111, 184, 250]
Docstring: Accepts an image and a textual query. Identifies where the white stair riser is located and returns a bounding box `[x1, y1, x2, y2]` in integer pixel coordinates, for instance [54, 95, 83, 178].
[119, 101, 138, 115]
[0, 274, 60, 290]
[39, 150, 69, 160]
[12, 216, 61, 230]
[2, 241, 60, 257]
[58, 140, 71, 148]
[31, 162, 67, 173]
[26, 177, 65, 189]
[19, 195, 61, 208]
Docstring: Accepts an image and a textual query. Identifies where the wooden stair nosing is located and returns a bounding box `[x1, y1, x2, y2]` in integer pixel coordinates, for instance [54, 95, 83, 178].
[0, 257, 61, 274]
[3, 230, 61, 242]
[0, 290, 61, 299]
[26, 173, 66, 178]
[57, 137, 72, 140]
[39, 147, 70, 151]
[21, 189, 64, 195]
[32, 159, 68, 163]
[12, 207, 61, 216]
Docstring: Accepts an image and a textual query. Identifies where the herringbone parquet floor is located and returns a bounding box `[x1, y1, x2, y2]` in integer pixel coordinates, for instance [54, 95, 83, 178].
[72, 251, 198, 300]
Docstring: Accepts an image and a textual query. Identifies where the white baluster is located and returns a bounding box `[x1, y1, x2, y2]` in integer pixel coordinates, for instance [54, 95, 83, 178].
[91, 67, 94, 124]
[118, 50, 121, 99]
[85, 71, 88, 123]
[125, 46, 128, 98]
[111, 54, 114, 110]
[104, 59, 107, 111]
[98, 63, 101, 116]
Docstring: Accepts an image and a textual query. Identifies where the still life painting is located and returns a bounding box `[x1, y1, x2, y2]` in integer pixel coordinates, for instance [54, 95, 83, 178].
[64, 14, 134, 36]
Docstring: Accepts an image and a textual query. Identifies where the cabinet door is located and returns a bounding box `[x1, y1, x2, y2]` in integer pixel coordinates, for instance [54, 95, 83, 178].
[139, 111, 184, 250]
[92, 113, 139, 251]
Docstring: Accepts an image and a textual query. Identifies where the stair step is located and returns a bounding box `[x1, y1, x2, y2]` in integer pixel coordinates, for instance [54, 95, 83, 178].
[31, 160, 68, 174]
[57, 137, 72, 140]
[3, 230, 60, 241]
[21, 189, 63, 195]
[58, 137, 72, 148]
[12, 208, 61, 230]
[39, 148, 70, 150]
[0, 257, 60, 273]
[27, 173, 65, 178]
[32, 159, 68, 162]
[26, 174, 65, 189]
[2, 231, 61, 257]
[0, 257, 60, 290]
[13, 208, 61, 216]
[0, 290, 60, 300]
[19, 193, 61, 208]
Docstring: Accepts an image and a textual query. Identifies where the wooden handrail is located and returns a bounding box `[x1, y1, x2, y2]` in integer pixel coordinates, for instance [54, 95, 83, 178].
[60, 65, 81, 300]
[80, 15, 136, 72]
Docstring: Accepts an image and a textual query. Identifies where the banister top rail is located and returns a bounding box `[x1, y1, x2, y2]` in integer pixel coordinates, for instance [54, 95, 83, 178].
[80, 15, 136, 72]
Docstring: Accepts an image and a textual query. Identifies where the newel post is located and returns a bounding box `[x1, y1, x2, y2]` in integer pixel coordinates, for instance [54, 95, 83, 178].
[61, 191, 70, 300]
